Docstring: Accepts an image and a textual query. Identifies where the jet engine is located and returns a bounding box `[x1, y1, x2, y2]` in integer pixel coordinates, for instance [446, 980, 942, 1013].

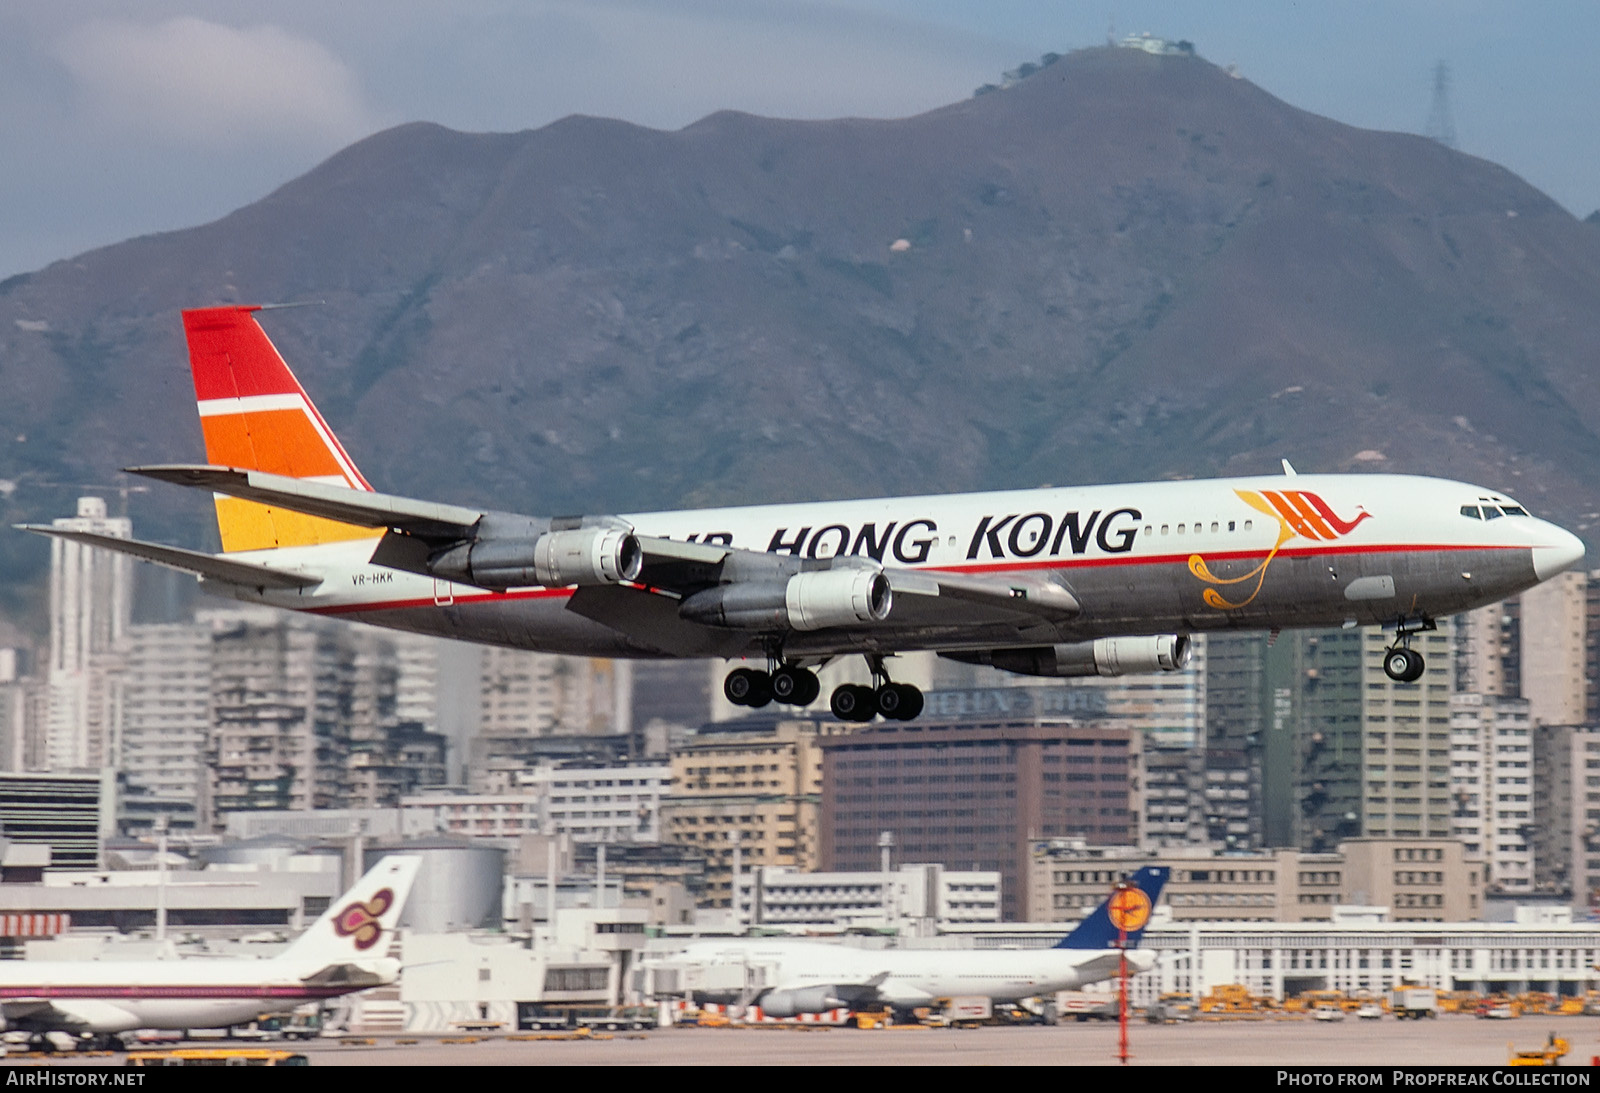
[757, 986, 865, 1018]
[945, 635, 1191, 678]
[429, 526, 642, 590]
[678, 568, 892, 631]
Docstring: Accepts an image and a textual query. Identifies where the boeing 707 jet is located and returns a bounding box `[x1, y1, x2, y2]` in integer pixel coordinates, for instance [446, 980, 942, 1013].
[20, 306, 1585, 722]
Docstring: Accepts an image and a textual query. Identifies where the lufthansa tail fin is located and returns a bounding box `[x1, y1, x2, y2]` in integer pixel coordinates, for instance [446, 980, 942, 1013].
[278, 855, 420, 966]
[1053, 865, 1170, 950]
[183, 306, 379, 553]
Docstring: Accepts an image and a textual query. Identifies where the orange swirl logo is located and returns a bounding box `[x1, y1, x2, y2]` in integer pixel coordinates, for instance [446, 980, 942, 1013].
[1189, 490, 1371, 610]
[333, 888, 395, 951]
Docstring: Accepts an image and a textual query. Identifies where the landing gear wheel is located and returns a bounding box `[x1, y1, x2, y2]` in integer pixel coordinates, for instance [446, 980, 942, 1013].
[830, 683, 878, 722]
[875, 683, 924, 721]
[724, 667, 772, 707]
[771, 666, 820, 706]
[1383, 648, 1425, 683]
[1401, 648, 1425, 683]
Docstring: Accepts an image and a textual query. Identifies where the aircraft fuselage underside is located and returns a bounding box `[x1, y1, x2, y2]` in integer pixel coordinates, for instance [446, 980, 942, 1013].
[305, 543, 1535, 659]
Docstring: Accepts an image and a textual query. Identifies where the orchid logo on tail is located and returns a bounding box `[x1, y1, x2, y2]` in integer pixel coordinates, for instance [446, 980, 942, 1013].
[1189, 490, 1371, 610]
[333, 887, 395, 951]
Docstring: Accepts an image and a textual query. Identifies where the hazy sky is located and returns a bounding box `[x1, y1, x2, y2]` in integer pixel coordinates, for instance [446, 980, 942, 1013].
[3, 1, 1597, 281]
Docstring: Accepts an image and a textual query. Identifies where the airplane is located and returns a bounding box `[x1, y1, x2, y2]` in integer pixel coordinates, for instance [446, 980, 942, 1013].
[0, 855, 419, 1050]
[648, 865, 1171, 1019]
[19, 306, 1586, 721]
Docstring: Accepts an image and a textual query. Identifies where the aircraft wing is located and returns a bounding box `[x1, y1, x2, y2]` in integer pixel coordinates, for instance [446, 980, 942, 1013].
[1, 999, 88, 1031]
[299, 963, 394, 990]
[14, 525, 322, 591]
[127, 462, 1080, 631]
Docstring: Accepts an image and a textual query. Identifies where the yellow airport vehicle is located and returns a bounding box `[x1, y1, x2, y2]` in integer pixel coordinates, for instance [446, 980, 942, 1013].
[124, 1048, 309, 1067]
[1508, 1034, 1569, 1066]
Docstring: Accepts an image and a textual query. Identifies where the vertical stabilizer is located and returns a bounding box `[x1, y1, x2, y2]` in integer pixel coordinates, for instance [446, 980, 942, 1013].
[182, 306, 380, 553]
[278, 855, 421, 966]
[1053, 865, 1170, 949]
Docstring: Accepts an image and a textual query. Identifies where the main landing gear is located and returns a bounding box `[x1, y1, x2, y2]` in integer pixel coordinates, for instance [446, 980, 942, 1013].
[1381, 616, 1435, 684]
[722, 656, 924, 722]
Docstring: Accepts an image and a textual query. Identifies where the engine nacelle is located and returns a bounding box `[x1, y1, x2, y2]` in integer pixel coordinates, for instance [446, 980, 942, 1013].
[679, 568, 892, 631]
[758, 986, 854, 1018]
[430, 527, 641, 589]
[949, 635, 1191, 678]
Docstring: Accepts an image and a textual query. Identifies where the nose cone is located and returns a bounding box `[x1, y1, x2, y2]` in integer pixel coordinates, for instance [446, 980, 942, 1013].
[1534, 524, 1586, 582]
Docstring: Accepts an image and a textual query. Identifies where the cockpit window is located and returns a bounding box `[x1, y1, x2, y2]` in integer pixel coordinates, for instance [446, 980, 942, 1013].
[1482, 506, 1503, 520]
[1502, 505, 1529, 516]
[1460, 506, 1480, 519]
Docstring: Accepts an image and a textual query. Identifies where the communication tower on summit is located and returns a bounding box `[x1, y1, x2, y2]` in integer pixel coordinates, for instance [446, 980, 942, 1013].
[1425, 61, 1458, 150]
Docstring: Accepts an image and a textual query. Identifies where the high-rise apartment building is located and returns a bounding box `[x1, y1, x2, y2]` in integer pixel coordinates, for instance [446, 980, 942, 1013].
[1521, 571, 1587, 726]
[45, 497, 131, 771]
[662, 717, 833, 908]
[1450, 693, 1534, 893]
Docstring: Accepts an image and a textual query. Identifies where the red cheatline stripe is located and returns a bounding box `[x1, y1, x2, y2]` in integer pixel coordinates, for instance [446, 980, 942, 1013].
[308, 586, 575, 616]
[0, 986, 351, 1000]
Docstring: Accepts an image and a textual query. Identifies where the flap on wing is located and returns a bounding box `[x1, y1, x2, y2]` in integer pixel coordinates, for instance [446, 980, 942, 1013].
[129, 464, 484, 540]
[16, 526, 322, 590]
[566, 585, 748, 657]
[890, 569, 1081, 619]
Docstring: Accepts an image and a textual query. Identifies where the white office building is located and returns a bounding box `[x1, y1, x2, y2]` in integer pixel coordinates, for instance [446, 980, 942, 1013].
[45, 497, 131, 771]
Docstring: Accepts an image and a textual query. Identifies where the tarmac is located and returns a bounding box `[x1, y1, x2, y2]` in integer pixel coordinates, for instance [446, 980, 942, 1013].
[61, 1015, 1600, 1067]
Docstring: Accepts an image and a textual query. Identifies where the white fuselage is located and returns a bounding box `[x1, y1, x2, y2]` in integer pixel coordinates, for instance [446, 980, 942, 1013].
[0, 956, 397, 1034]
[214, 472, 1582, 658]
[673, 939, 1151, 1009]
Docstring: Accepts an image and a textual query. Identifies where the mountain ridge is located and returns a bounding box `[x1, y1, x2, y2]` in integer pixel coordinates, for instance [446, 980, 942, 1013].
[2, 47, 1598, 602]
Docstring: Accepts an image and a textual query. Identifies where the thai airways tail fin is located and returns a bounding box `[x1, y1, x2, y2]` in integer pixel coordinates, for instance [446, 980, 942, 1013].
[183, 305, 381, 553]
[278, 855, 421, 966]
[1053, 865, 1170, 950]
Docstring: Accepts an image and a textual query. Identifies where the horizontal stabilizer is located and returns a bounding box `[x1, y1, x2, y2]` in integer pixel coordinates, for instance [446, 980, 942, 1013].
[129, 464, 484, 540]
[15, 526, 322, 590]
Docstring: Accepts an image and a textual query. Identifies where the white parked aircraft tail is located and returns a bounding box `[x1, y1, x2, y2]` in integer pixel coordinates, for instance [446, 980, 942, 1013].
[279, 855, 420, 965]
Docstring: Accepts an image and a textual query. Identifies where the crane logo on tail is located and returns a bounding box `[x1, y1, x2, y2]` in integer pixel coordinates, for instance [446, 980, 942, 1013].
[1189, 490, 1372, 610]
[333, 888, 395, 951]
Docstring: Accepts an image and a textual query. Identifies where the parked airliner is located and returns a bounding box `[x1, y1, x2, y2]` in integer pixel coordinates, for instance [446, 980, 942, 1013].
[649, 866, 1170, 1019]
[19, 307, 1585, 721]
[0, 855, 419, 1049]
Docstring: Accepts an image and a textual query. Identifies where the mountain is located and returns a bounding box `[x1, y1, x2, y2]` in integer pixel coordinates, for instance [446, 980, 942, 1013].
[3, 46, 1600, 599]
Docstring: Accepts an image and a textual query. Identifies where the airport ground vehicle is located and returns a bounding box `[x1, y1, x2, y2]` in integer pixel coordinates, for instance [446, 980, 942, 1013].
[1389, 986, 1438, 1019]
[1508, 1035, 1569, 1066]
[124, 1048, 309, 1066]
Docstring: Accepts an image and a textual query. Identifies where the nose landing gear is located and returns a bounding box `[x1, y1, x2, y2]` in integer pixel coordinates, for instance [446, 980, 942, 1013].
[1381, 615, 1435, 683]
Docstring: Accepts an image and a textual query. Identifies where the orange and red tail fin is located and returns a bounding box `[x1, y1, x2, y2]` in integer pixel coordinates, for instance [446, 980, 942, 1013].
[183, 306, 381, 553]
